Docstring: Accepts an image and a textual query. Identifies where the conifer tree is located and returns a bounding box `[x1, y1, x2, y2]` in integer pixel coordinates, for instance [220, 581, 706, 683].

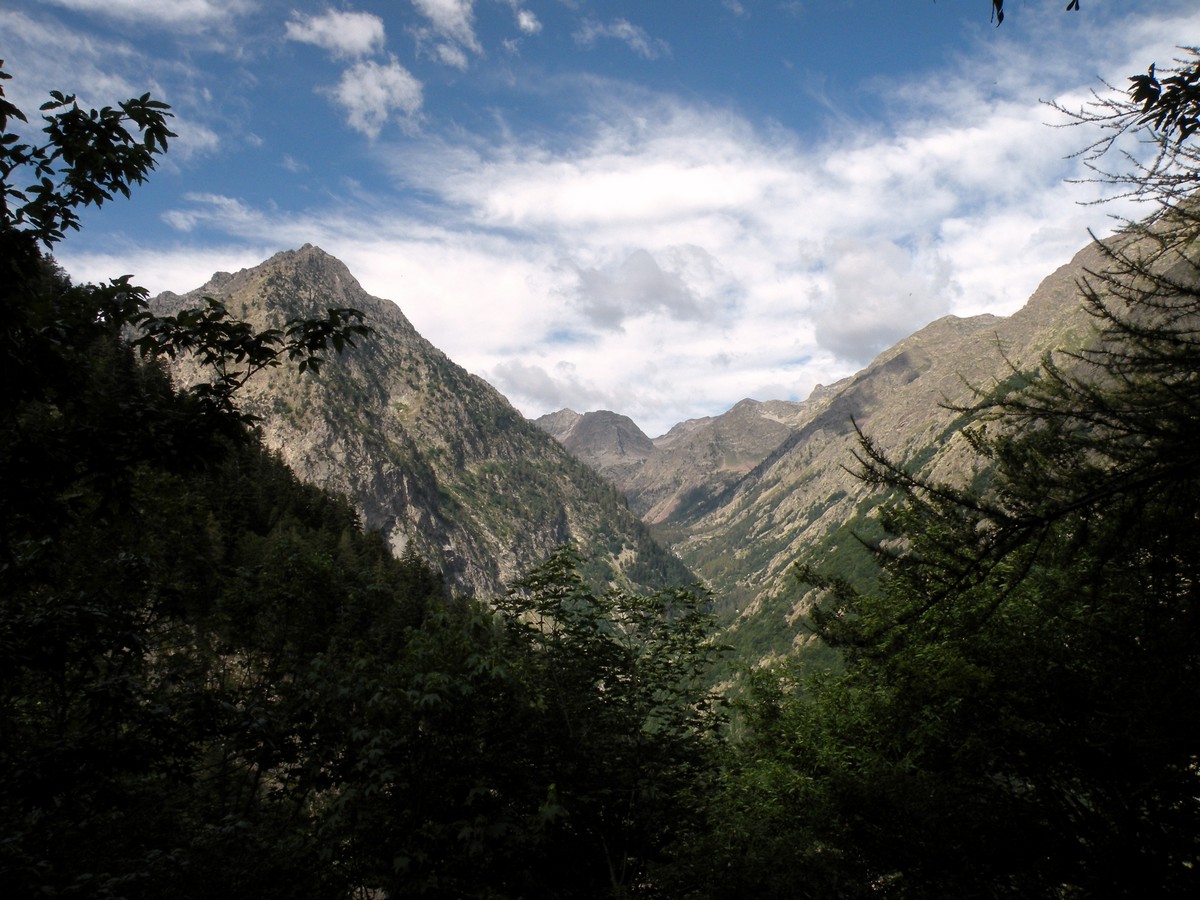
[709, 49, 1200, 900]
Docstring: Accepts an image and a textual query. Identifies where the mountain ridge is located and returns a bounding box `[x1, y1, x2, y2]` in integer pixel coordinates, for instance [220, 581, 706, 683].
[534, 240, 1106, 658]
[152, 244, 692, 599]
[153, 235, 1108, 659]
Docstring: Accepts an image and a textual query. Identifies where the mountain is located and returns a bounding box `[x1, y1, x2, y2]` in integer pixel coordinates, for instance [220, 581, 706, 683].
[636, 398, 811, 525]
[673, 241, 1105, 658]
[150, 245, 691, 599]
[534, 239, 1105, 661]
[532, 409, 656, 485]
[535, 399, 810, 524]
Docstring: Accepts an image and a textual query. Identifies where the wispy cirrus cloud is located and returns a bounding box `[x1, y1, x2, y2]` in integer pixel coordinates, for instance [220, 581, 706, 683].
[40, 0, 252, 29]
[574, 18, 670, 60]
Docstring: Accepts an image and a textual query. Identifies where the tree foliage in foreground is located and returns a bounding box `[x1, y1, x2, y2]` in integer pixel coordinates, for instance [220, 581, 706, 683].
[10, 33, 1200, 899]
[698, 50, 1200, 900]
[0, 61, 723, 898]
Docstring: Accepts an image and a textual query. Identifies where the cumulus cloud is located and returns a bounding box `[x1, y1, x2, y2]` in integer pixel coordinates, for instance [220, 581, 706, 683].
[561, 246, 734, 330]
[434, 43, 470, 69]
[411, 0, 481, 66]
[566, 249, 712, 329]
[812, 241, 957, 365]
[331, 58, 423, 138]
[412, 0, 478, 44]
[44, 2, 1200, 435]
[515, 9, 541, 35]
[574, 18, 670, 60]
[494, 0, 540, 35]
[285, 9, 385, 58]
[490, 360, 605, 411]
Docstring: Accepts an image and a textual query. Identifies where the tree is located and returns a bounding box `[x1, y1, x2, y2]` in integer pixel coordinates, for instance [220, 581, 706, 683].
[319, 547, 726, 899]
[493, 547, 726, 898]
[705, 52, 1200, 899]
[0, 59, 724, 899]
[0, 61, 446, 898]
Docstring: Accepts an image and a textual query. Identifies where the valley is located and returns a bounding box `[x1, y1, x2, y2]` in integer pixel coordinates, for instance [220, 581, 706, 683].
[156, 236, 1108, 663]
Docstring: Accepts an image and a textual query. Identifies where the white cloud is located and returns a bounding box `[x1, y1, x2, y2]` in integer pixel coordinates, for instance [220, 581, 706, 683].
[170, 119, 221, 161]
[812, 240, 957, 365]
[565, 249, 712, 329]
[0, 9, 222, 162]
[412, 0, 481, 51]
[0, 11, 142, 113]
[434, 42, 471, 70]
[57, 243, 278, 299]
[491, 360, 605, 410]
[499, 1, 541, 35]
[162, 193, 266, 234]
[40, 0, 251, 28]
[285, 10, 385, 59]
[516, 9, 541, 35]
[330, 58, 423, 138]
[47, 3, 1200, 436]
[574, 18, 670, 60]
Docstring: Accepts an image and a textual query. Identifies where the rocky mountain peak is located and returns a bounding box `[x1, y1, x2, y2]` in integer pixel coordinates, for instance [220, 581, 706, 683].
[153, 248, 690, 598]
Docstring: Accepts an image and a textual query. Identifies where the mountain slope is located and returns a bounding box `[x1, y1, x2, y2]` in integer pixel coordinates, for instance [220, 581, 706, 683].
[636, 398, 810, 525]
[151, 245, 691, 598]
[533, 409, 656, 485]
[676, 240, 1106, 657]
[535, 399, 810, 525]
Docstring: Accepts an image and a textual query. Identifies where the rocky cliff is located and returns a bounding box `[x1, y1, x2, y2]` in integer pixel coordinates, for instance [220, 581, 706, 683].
[151, 245, 692, 598]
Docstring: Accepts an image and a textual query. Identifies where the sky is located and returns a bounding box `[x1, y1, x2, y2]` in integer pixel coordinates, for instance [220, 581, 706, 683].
[4, 1, 1198, 436]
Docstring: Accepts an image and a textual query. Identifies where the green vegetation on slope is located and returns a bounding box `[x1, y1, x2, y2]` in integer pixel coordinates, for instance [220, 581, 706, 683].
[691, 52, 1200, 898]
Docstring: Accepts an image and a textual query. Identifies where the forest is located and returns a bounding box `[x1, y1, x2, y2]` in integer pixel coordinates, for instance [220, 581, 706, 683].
[2, 38, 1200, 900]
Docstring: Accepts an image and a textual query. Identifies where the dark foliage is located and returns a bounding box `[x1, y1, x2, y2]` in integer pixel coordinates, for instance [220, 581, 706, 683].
[0, 61, 722, 899]
[695, 51, 1200, 899]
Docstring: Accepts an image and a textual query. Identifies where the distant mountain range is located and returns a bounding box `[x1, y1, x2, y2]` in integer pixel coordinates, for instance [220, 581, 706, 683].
[153, 237, 1103, 658]
[537, 242, 1103, 658]
[534, 399, 810, 525]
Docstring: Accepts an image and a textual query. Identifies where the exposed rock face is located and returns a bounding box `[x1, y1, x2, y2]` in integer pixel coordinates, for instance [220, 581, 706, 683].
[532, 239, 1107, 659]
[635, 399, 810, 525]
[151, 245, 691, 599]
[535, 399, 811, 524]
[150, 233, 1114, 659]
[533, 410, 656, 485]
[673, 241, 1106, 654]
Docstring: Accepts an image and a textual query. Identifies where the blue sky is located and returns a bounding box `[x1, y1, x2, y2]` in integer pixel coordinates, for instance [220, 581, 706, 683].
[4, 1, 1198, 435]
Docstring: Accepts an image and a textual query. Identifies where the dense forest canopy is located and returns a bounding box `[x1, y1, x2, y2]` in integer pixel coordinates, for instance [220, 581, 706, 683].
[4, 33, 1200, 900]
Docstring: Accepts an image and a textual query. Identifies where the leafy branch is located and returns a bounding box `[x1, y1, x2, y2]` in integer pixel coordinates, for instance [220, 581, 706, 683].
[1, 60, 175, 245]
[132, 299, 372, 422]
